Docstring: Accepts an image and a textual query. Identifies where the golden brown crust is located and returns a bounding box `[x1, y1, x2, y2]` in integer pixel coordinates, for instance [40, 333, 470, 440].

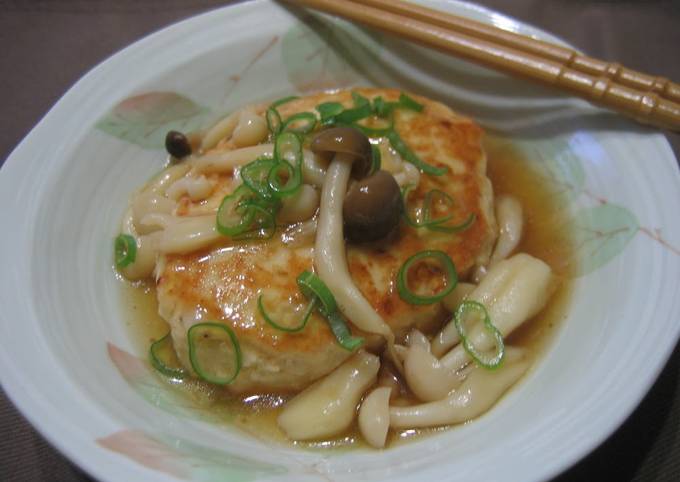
[157, 88, 496, 393]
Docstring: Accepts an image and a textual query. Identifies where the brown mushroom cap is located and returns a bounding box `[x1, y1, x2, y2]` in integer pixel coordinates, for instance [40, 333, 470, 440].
[343, 170, 402, 243]
[165, 130, 192, 159]
[310, 126, 372, 179]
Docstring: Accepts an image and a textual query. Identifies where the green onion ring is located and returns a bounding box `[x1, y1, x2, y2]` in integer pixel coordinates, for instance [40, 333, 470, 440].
[270, 95, 299, 108]
[325, 311, 364, 351]
[372, 96, 395, 117]
[241, 157, 277, 199]
[372, 93, 423, 118]
[401, 186, 452, 228]
[317, 102, 344, 124]
[274, 131, 302, 165]
[282, 112, 317, 135]
[454, 300, 504, 370]
[114, 234, 137, 268]
[149, 333, 187, 379]
[258, 295, 318, 333]
[266, 107, 282, 135]
[187, 322, 242, 385]
[353, 122, 394, 137]
[398, 92, 424, 112]
[296, 271, 338, 314]
[352, 91, 370, 107]
[268, 159, 301, 197]
[335, 104, 373, 124]
[423, 189, 455, 225]
[397, 250, 458, 305]
[216, 185, 256, 236]
[234, 203, 276, 240]
[401, 186, 476, 233]
[386, 130, 447, 176]
[353, 114, 394, 137]
[269, 132, 303, 197]
[294, 270, 364, 351]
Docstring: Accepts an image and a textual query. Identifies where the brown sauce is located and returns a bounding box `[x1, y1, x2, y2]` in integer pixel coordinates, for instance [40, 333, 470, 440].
[120, 134, 576, 450]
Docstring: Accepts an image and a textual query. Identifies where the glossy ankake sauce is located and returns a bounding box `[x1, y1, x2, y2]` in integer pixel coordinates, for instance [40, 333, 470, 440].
[120, 136, 576, 450]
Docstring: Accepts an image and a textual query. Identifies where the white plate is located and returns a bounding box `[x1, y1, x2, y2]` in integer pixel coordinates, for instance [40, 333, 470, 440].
[1, 1, 679, 481]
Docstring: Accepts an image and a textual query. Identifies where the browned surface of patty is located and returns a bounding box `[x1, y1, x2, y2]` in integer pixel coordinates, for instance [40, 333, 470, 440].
[157, 88, 496, 393]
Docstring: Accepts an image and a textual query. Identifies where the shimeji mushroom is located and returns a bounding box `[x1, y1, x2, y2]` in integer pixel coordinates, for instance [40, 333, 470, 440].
[310, 127, 398, 361]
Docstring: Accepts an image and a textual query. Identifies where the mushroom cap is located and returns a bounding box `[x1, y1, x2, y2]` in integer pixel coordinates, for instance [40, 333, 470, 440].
[165, 130, 192, 159]
[310, 126, 372, 179]
[343, 170, 402, 243]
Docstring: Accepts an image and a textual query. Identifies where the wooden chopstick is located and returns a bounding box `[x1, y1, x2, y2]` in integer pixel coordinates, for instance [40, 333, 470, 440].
[282, 0, 680, 132]
[356, 0, 680, 105]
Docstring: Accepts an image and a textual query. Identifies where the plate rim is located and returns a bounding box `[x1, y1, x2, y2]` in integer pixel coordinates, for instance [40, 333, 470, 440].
[0, 1, 678, 482]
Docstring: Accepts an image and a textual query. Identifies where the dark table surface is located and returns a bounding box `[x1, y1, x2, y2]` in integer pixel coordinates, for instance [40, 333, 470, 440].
[1, 1, 679, 481]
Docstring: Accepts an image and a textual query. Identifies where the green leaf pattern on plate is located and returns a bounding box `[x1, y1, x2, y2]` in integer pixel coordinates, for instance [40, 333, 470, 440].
[528, 139, 587, 206]
[98, 429, 287, 481]
[107, 343, 229, 423]
[518, 138, 639, 277]
[106, 345, 288, 479]
[96, 92, 210, 149]
[566, 204, 639, 276]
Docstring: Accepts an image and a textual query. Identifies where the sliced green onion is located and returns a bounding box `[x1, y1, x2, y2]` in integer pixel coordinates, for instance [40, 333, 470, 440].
[352, 91, 370, 107]
[240, 157, 277, 199]
[454, 300, 504, 370]
[370, 144, 382, 175]
[317, 102, 344, 124]
[233, 203, 276, 240]
[423, 189, 454, 225]
[268, 160, 301, 197]
[402, 186, 449, 228]
[397, 250, 458, 305]
[266, 107, 282, 135]
[270, 95, 299, 108]
[218, 133, 305, 239]
[149, 333, 187, 379]
[372, 96, 394, 117]
[217, 188, 278, 240]
[187, 322, 242, 385]
[386, 130, 447, 176]
[354, 115, 394, 137]
[325, 311, 364, 351]
[282, 112, 317, 135]
[371, 93, 423, 118]
[268, 96, 302, 135]
[335, 103, 373, 124]
[274, 131, 302, 165]
[294, 270, 363, 351]
[402, 186, 476, 233]
[266, 132, 303, 197]
[114, 234, 137, 268]
[398, 92, 424, 112]
[296, 271, 337, 314]
[374, 98, 403, 118]
[216, 185, 256, 236]
[419, 189, 476, 233]
[258, 294, 318, 333]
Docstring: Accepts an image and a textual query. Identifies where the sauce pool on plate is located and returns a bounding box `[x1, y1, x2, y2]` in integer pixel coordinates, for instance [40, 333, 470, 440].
[119, 134, 576, 450]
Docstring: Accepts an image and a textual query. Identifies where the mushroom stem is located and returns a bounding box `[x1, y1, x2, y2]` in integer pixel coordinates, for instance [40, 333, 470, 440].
[315, 153, 399, 364]
[389, 350, 529, 429]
